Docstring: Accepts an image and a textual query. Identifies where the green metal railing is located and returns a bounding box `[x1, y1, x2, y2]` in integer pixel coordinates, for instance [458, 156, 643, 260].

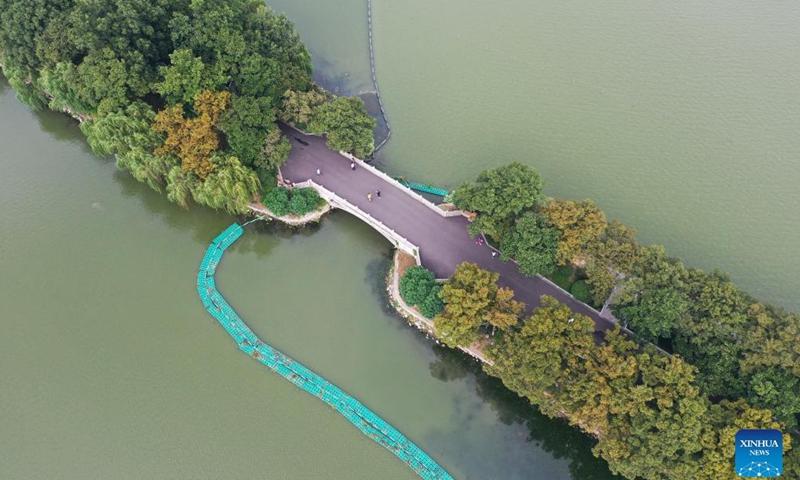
[394, 178, 450, 197]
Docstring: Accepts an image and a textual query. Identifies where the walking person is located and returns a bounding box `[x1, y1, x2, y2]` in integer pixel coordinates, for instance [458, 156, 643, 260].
[316, 168, 322, 176]
[491, 251, 497, 258]
[376, 190, 381, 198]
[351, 161, 356, 171]
[367, 192, 373, 202]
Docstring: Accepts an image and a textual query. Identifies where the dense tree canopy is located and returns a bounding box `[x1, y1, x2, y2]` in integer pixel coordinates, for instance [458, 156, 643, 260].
[263, 186, 323, 217]
[281, 88, 327, 127]
[486, 296, 794, 479]
[540, 199, 607, 265]
[452, 163, 800, 475]
[434, 263, 524, 348]
[309, 96, 376, 158]
[153, 90, 230, 178]
[499, 212, 559, 277]
[452, 162, 544, 239]
[0, 0, 374, 214]
[399, 266, 444, 318]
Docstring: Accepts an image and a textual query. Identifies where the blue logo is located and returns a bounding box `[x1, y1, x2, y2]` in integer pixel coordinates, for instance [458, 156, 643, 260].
[735, 429, 783, 477]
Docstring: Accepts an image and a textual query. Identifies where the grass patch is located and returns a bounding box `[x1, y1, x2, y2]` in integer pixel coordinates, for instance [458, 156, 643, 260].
[549, 265, 578, 291]
[570, 280, 594, 305]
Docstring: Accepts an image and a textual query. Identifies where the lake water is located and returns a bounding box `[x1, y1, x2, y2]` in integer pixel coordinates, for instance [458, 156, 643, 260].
[271, 0, 800, 312]
[0, 75, 615, 478]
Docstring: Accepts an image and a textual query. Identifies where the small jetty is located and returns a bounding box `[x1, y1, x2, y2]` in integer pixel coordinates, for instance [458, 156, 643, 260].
[196, 222, 453, 480]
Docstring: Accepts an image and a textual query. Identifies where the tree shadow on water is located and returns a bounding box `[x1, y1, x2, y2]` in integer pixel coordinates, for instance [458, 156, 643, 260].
[428, 345, 622, 480]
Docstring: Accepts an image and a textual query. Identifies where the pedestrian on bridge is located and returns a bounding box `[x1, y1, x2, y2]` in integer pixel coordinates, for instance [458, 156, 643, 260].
[367, 192, 373, 202]
[351, 161, 356, 171]
[376, 190, 381, 198]
[316, 168, 322, 176]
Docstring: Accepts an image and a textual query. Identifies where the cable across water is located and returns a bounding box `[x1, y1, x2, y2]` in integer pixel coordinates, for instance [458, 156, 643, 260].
[196, 222, 454, 480]
[367, 0, 391, 153]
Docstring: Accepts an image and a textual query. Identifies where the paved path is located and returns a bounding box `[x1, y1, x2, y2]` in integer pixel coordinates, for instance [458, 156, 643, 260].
[280, 125, 616, 336]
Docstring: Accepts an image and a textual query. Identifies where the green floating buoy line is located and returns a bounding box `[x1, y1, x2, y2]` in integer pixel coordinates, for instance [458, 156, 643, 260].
[197, 222, 454, 480]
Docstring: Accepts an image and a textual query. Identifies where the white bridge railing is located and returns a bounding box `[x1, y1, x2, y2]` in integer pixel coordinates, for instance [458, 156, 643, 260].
[293, 179, 422, 265]
[338, 150, 463, 218]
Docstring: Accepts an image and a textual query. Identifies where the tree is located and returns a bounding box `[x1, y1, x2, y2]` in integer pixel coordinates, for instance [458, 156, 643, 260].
[487, 295, 597, 414]
[263, 186, 291, 216]
[219, 94, 276, 167]
[400, 266, 438, 307]
[156, 49, 219, 105]
[263, 187, 323, 217]
[399, 266, 444, 318]
[81, 102, 175, 192]
[419, 284, 444, 318]
[584, 220, 642, 304]
[452, 162, 544, 239]
[499, 212, 559, 276]
[165, 165, 197, 208]
[540, 199, 607, 265]
[152, 90, 230, 178]
[435, 263, 524, 347]
[697, 399, 788, 480]
[190, 155, 259, 214]
[615, 287, 689, 342]
[280, 88, 327, 126]
[309, 97, 376, 158]
[256, 127, 291, 172]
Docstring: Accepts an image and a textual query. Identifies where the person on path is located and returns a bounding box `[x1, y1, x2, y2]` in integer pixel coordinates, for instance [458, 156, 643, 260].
[491, 251, 497, 258]
[367, 192, 373, 202]
[376, 190, 381, 198]
[351, 161, 356, 171]
[316, 168, 322, 176]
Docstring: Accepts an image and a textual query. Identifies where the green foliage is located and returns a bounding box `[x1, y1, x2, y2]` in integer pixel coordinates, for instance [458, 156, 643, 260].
[569, 280, 593, 305]
[156, 49, 219, 105]
[309, 96, 376, 158]
[398, 265, 445, 319]
[549, 265, 578, 290]
[263, 186, 291, 217]
[486, 295, 790, 480]
[452, 162, 544, 240]
[190, 155, 260, 215]
[541, 199, 607, 265]
[219, 94, 276, 167]
[81, 102, 174, 192]
[584, 220, 642, 304]
[263, 187, 323, 217]
[499, 212, 559, 277]
[399, 265, 437, 306]
[419, 284, 444, 318]
[288, 187, 323, 216]
[280, 88, 327, 127]
[615, 287, 688, 342]
[435, 263, 524, 348]
[256, 127, 291, 172]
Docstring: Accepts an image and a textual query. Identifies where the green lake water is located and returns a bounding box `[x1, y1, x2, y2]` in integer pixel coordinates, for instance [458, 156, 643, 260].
[272, 0, 800, 312]
[0, 76, 614, 478]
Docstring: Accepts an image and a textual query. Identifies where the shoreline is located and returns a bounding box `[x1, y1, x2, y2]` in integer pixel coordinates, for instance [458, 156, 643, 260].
[385, 250, 493, 366]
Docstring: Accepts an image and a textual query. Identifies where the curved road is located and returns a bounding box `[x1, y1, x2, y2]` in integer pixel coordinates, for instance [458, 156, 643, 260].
[280, 125, 616, 336]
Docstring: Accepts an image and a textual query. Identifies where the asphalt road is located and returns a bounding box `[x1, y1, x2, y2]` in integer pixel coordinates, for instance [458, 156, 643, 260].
[280, 125, 616, 335]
